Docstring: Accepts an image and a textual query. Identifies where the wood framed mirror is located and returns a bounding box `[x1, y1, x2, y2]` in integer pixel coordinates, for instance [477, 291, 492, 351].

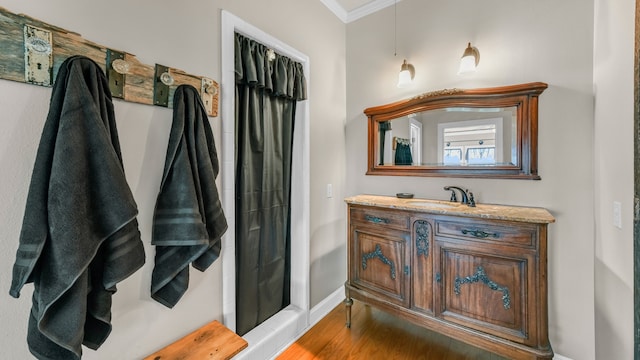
[365, 82, 547, 179]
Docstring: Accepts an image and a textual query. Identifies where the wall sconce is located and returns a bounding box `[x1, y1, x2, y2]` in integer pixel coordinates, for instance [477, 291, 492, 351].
[458, 42, 480, 75]
[397, 59, 415, 88]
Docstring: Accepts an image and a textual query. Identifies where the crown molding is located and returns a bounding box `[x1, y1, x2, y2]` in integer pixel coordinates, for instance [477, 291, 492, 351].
[321, 0, 402, 24]
[346, 0, 400, 23]
[319, 0, 348, 23]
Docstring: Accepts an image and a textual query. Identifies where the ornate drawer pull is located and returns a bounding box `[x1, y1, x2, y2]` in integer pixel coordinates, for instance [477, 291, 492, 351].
[365, 215, 390, 224]
[454, 266, 511, 310]
[362, 244, 396, 280]
[461, 228, 499, 239]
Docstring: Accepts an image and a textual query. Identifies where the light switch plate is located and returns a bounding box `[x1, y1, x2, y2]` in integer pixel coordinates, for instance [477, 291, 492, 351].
[613, 201, 622, 229]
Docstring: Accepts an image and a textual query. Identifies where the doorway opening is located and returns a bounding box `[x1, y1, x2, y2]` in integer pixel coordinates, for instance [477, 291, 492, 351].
[220, 10, 310, 358]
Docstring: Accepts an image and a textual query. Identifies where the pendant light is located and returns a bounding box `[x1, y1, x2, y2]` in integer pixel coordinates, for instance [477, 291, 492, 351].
[458, 42, 480, 75]
[394, 0, 414, 87]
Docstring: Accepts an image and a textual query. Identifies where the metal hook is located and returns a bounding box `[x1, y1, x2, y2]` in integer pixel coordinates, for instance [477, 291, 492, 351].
[111, 58, 130, 75]
[160, 71, 174, 86]
[202, 79, 217, 96]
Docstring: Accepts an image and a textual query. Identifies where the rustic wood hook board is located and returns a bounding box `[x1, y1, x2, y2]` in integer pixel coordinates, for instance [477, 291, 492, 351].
[0, 6, 219, 116]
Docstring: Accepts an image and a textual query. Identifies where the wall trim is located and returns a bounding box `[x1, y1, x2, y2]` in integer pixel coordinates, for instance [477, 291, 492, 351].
[309, 287, 344, 325]
[319, 0, 348, 23]
[553, 354, 573, 360]
[346, 0, 401, 23]
[271, 287, 344, 359]
[320, 0, 403, 24]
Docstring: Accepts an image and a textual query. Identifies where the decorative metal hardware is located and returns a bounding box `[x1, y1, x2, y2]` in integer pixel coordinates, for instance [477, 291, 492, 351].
[435, 272, 441, 283]
[415, 220, 430, 257]
[454, 266, 511, 309]
[24, 25, 52, 86]
[154, 64, 170, 106]
[107, 49, 126, 98]
[160, 71, 174, 86]
[365, 215, 390, 224]
[461, 228, 500, 239]
[111, 59, 130, 75]
[201, 77, 217, 113]
[362, 244, 396, 280]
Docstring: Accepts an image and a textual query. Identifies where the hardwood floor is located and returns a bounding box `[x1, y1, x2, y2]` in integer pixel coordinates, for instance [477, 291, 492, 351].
[277, 301, 508, 360]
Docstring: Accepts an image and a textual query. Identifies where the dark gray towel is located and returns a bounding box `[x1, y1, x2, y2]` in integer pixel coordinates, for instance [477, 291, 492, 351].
[9, 56, 145, 360]
[151, 84, 227, 308]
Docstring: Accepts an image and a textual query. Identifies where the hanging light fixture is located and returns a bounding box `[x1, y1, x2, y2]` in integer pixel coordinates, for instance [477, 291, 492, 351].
[458, 42, 480, 75]
[394, 0, 414, 87]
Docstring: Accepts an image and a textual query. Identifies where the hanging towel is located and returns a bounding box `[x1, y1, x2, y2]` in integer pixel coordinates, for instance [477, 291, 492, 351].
[9, 55, 145, 360]
[151, 84, 227, 308]
[394, 137, 413, 165]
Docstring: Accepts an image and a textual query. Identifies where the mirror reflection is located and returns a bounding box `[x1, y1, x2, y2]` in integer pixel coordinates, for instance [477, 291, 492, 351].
[377, 107, 517, 167]
[365, 82, 547, 179]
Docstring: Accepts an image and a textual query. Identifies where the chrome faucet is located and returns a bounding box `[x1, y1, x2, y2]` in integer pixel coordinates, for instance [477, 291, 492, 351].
[444, 186, 476, 207]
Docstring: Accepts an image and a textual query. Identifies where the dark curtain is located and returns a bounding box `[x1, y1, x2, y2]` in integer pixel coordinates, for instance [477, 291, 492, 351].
[234, 33, 307, 336]
[394, 138, 413, 165]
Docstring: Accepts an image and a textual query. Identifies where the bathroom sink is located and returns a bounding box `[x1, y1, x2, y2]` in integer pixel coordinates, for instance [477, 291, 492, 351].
[405, 200, 459, 209]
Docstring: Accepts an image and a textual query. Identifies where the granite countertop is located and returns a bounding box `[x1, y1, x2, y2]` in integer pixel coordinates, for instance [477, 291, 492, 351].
[345, 194, 555, 224]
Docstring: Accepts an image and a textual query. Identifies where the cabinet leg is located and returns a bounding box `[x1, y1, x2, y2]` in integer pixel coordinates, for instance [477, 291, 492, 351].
[344, 297, 353, 328]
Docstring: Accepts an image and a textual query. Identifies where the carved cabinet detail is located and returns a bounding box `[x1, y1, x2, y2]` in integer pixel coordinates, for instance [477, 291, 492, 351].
[345, 196, 555, 360]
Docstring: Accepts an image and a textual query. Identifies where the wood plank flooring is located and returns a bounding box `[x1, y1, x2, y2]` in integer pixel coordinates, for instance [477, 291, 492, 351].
[277, 301, 508, 360]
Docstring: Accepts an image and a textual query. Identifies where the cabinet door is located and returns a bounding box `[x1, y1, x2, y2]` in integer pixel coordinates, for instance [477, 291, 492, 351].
[435, 242, 533, 344]
[411, 219, 434, 314]
[350, 226, 410, 307]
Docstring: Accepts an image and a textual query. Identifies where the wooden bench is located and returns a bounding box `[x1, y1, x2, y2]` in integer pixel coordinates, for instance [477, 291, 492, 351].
[144, 320, 248, 360]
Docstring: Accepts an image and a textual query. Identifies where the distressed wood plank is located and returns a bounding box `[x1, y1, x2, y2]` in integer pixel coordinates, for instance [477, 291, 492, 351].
[0, 9, 31, 82]
[123, 53, 154, 105]
[143, 320, 247, 360]
[0, 6, 219, 116]
[52, 31, 107, 76]
[167, 68, 201, 109]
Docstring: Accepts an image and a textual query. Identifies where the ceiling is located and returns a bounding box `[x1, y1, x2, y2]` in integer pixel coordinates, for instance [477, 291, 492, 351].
[320, 0, 400, 23]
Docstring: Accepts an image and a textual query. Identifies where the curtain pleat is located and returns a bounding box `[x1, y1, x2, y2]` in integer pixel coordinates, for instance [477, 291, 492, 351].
[234, 33, 306, 336]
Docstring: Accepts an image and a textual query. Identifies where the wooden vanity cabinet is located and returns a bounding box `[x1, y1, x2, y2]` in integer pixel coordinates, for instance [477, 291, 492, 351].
[345, 198, 554, 360]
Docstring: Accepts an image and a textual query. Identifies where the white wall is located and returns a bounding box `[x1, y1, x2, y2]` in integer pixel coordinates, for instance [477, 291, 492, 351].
[593, 0, 635, 359]
[0, 1, 346, 359]
[346, 0, 596, 359]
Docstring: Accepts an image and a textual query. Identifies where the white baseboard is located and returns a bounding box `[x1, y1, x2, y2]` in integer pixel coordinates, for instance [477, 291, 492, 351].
[268, 287, 344, 359]
[309, 287, 344, 325]
[553, 354, 573, 360]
